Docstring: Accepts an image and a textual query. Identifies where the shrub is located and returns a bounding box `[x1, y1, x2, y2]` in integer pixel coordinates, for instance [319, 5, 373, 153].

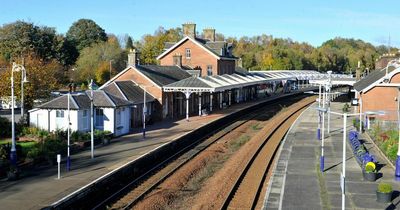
[0, 117, 11, 138]
[377, 182, 393, 193]
[342, 103, 350, 112]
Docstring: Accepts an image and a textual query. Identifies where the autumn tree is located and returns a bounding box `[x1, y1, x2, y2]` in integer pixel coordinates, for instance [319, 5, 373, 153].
[0, 54, 62, 110]
[74, 35, 126, 84]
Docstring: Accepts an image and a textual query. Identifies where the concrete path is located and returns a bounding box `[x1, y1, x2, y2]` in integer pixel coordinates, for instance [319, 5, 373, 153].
[264, 102, 400, 210]
[0, 91, 303, 210]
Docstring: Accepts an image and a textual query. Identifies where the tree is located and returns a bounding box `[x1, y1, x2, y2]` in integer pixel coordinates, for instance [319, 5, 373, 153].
[74, 35, 126, 84]
[66, 19, 107, 51]
[126, 36, 134, 50]
[0, 54, 62, 110]
[138, 27, 183, 64]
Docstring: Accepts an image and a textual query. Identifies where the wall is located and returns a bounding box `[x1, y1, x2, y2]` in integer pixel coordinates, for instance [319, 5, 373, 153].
[218, 59, 236, 75]
[361, 73, 400, 121]
[77, 109, 90, 132]
[103, 108, 115, 133]
[115, 107, 130, 136]
[159, 39, 218, 76]
[30, 109, 79, 132]
[113, 67, 162, 103]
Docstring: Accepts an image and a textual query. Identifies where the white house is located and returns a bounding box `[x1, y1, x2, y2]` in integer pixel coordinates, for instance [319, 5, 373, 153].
[29, 90, 133, 136]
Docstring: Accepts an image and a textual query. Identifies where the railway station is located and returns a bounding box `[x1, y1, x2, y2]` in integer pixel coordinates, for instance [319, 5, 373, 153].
[3, 20, 400, 210]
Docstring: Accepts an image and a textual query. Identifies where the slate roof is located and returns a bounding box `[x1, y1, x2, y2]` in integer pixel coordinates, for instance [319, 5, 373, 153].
[114, 81, 155, 104]
[163, 77, 211, 89]
[37, 90, 132, 110]
[37, 94, 89, 110]
[354, 68, 387, 92]
[136, 65, 192, 86]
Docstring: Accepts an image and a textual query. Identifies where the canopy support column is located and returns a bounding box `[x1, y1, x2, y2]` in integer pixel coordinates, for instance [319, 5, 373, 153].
[219, 92, 223, 109]
[236, 89, 240, 103]
[228, 91, 232, 106]
[210, 93, 213, 112]
[198, 93, 202, 116]
[184, 91, 191, 121]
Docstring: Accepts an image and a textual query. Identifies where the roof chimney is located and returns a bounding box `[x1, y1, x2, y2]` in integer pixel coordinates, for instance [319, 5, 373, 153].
[203, 28, 215, 42]
[182, 22, 196, 38]
[128, 49, 140, 66]
[173, 53, 182, 68]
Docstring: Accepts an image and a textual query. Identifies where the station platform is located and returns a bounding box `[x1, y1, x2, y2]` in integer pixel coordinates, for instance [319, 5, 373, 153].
[264, 102, 400, 209]
[0, 91, 306, 210]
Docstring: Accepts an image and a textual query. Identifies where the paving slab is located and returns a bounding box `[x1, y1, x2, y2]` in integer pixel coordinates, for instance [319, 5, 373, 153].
[264, 101, 400, 210]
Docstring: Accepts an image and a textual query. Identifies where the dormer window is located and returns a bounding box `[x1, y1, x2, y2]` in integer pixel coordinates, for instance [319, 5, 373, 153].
[185, 48, 191, 59]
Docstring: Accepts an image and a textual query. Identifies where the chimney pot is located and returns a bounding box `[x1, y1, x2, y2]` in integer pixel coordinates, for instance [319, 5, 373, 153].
[173, 53, 182, 68]
[128, 49, 140, 66]
[182, 23, 196, 38]
[203, 28, 215, 42]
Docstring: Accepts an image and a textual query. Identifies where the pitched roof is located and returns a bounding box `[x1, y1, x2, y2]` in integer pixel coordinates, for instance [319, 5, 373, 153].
[157, 36, 236, 60]
[37, 90, 132, 110]
[163, 77, 212, 89]
[136, 65, 192, 86]
[37, 93, 89, 110]
[114, 81, 155, 104]
[354, 69, 387, 92]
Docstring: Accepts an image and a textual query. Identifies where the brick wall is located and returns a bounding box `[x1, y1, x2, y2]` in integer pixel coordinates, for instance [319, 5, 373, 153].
[113, 67, 163, 104]
[159, 39, 219, 76]
[361, 72, 400, 121]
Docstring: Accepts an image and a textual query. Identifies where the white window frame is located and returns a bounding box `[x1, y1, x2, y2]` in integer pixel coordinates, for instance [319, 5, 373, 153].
[185, 48, 191, 59]
[207, 65, 213, 76]
[56, 110, 64, 118]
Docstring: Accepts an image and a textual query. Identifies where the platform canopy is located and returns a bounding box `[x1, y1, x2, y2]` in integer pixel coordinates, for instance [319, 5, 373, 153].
[163, 73, 284, 93]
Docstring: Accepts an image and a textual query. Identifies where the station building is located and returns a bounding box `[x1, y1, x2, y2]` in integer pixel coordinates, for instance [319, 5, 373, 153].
[30, 23, 327, 136]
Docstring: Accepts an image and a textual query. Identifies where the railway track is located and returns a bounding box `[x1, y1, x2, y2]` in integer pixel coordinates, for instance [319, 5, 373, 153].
[96, 94, 312, 209]
[220, 97, 314, 210]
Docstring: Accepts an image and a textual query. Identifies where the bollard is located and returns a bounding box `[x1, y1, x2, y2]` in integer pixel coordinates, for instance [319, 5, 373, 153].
[57, 154, 61, 179]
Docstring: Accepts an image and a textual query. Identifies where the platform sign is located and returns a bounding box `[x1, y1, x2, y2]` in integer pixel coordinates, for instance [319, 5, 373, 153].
[351, 98, 359, 106]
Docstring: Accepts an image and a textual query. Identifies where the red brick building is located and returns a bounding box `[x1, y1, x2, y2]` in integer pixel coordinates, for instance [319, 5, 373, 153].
[354, 60, 400, 122]
[157, 23, 237, 76]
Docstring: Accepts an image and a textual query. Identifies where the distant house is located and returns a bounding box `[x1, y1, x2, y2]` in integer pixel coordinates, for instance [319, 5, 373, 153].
[354, 59, 400, 122]
[29, 90, 133, 136]
[158, 23, 237, 77]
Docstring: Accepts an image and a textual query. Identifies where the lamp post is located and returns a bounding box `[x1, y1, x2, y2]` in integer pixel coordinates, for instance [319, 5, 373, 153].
[66, 92, 71, 171]
[143, 86, 146, 139]
[10, 62, 25, 167]
[20, 65, 28, 121]
[89, 79, 98, 159]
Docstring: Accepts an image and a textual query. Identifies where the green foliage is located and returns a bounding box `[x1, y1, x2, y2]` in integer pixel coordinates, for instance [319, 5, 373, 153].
[126, 36, 134, 50]
[66, 19, 107, 51]
[74, 35, 126, 84]
[138, 26, 183, 64]
[0, 21, 77, 66]
[0, 117, 11, 138]
[342, 103, 350, 112]
[377, 182, 393, 193]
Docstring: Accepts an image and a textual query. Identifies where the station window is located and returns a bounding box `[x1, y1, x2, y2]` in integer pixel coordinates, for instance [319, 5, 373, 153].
[185, 48, 191, 59]
[56, 110, 64, 118]
[207, 65, 213, 76]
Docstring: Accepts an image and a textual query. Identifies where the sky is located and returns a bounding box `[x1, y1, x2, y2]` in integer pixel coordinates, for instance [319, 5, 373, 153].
[1, 0, 400, 47]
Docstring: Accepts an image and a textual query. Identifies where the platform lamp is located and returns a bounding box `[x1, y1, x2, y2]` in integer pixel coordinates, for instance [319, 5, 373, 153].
[10, 62, 26, 168]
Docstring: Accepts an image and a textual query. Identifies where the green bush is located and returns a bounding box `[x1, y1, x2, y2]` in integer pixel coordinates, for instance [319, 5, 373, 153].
[0, 117, 11, 138]
[377, 182, 393, 193]
[342, 103, 350, 112]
